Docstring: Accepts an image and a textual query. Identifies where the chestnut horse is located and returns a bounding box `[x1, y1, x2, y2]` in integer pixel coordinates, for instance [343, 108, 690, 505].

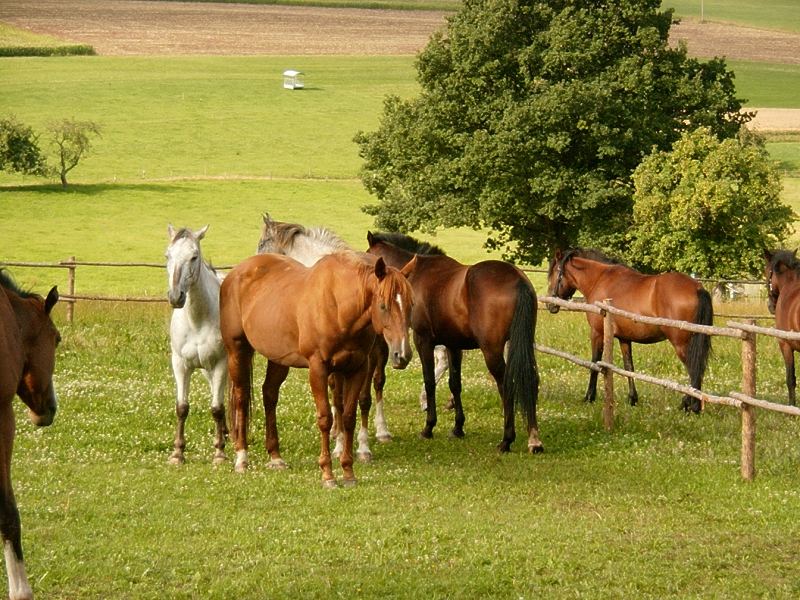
[0, 270, 59, 600]
[764, 249, 800, 405]
[220, 251, 415, 487]
[547, 248, 713, 412]
[366, 232, 542, 454]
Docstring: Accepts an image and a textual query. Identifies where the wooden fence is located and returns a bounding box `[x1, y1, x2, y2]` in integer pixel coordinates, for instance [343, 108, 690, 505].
[538, 295, 800, 482]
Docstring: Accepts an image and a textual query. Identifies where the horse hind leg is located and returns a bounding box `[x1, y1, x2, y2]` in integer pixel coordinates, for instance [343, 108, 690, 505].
[262, 361, 290, 469]
[780, 342, 796, 406]
[448, 349, 465, 438]
[208, 361, 228, 465]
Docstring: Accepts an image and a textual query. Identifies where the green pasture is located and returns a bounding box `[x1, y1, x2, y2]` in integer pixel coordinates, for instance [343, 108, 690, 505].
[1, 54, 799, 296]
[6, 295, 798, 599]
[665, 0, 800, 32]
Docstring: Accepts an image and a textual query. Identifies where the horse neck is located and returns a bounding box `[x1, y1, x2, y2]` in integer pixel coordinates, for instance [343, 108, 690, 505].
[373, 243, 415, 269]
[568, 257, 611, 301]
[183, 263, 220, 321]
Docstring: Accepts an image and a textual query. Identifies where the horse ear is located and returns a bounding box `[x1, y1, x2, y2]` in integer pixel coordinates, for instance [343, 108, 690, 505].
[168, 224, 176, 240]
[263, 212, 272, 225]
[374, 256, 387, 280]
[44, 286, 59, 314]
[197, 224, 209, 240]
[554, 249, 563, 261]
[764, 249, 773, 262]
[367, 231, 375, 246]
[400, 254, 417, 277]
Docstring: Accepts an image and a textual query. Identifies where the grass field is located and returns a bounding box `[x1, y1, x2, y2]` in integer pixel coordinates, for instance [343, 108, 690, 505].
[665, 0, 800, 32]
[6, 295, 797, 599]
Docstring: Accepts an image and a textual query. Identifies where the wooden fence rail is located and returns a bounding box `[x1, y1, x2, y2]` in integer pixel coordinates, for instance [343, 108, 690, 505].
[539, 294, 799, 481]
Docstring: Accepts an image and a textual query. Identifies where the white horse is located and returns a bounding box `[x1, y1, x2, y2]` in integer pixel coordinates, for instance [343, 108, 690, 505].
[256, 213, 449, 459]
[166, 224, 228, 465]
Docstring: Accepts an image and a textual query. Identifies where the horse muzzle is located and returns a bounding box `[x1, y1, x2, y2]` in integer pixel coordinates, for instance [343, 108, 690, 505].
[389, 344, 413, 370]
[27, 391, 57, 427]
[169, 290, 186, 308]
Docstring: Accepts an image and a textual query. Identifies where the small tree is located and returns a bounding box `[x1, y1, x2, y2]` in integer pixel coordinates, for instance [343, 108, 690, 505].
[628, 127, 793, 278]
[0, 116, 47, 176]
[47, 118, 101, 188]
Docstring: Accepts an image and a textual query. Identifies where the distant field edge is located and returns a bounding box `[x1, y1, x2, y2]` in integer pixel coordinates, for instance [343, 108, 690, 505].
[154, 0, 461, 11]
[0, 45, 95, 57]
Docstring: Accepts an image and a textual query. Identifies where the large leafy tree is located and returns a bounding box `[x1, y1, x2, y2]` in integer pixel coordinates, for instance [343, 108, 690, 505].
[629, 127, 792, 279]
[356, 0, 749, 265]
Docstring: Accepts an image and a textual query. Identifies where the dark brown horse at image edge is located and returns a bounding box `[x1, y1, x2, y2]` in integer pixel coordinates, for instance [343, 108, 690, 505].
[0, 270, 60, 600]
[547, 248, 712, 413]
[764, 249, 800, 405]
[366, 232, 542, 453]
[219, 251, 415, 487]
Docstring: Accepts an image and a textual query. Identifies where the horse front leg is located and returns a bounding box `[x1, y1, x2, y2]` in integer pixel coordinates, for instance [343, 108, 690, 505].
[208, 360, 229, 465]
[262, 361, 290, 469]
[447, 348, 465, 438]
[780, 341, 797, 406]
[309, 359, 337, 488]
[584, 332, 603, 404]
[619, 339, 639, 407]
[1, 404, 32, 600]
[371, 339, 392, 442]
[341, 367, 369, 486]
[169, 354, 191, 465]
[416, 334, 438, 439]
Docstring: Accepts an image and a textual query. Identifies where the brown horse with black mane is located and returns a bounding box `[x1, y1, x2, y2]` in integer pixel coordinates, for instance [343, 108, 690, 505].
[366, 232, 542, 454]
[547, 248, 713, 413]
[220, 251, 415, 487]
[764, 249, 800, 405]
[0, 270, 59, 600]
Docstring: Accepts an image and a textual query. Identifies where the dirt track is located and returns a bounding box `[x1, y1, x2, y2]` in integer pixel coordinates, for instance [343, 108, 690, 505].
[1, 0, 798, 129]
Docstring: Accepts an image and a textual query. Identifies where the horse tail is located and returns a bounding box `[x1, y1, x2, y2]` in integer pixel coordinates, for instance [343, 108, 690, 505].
[503, 279, 539, 428]
[687, 287, 713, 390]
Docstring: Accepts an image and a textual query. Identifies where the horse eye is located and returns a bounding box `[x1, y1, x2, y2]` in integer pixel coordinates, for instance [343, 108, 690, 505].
[380, 302, 387, 311]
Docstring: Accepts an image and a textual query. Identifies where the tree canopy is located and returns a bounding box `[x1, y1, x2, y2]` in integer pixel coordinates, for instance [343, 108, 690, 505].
[356, 0, 750, 266]
[629, 127, 792, 279]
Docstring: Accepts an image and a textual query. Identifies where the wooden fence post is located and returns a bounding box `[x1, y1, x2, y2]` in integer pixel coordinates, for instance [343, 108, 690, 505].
[66, 256, 76, 324]
[741, 320, 756, 481]
[602, 300, 615, 431]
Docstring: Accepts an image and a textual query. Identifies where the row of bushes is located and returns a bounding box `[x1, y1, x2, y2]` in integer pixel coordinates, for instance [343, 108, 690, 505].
[0, 45, 95, 57]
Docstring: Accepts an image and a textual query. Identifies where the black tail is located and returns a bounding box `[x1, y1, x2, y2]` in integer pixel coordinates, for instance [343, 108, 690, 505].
[503, 279, 539, 428]
[687, 287, 713, 390]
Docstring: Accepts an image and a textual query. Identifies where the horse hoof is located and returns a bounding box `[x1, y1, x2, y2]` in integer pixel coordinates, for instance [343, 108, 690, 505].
[168, 453, 185, 466]
[496, 442, 511, 453]
[212, 453, 227, 466]
[376, 433, 392, 443]
[450, 429, 465, 439]
[528, 443, 544, 454]
[357, 451, 373, 463]
[234, 461, 248, 473]
[268, 458, 288, 470]
[322, 478, 338, 489]
[342, 478, 357, 489]
[419, 430, 433, 440]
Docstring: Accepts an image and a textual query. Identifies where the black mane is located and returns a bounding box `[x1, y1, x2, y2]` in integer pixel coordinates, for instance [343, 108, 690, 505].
[768, 249, 800, 272]
[0, 269, 34, 298]
[569, 247, 625, 266]
[370, 232, 446, 256]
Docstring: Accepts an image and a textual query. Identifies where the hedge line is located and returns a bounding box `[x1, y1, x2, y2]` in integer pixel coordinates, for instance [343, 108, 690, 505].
[0, 45, 96, 57]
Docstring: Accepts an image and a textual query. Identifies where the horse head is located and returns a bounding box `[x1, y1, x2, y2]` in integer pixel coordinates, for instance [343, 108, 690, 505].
[166, 224, 208, 308]
[546, 248, 578, 313]
[17, 286, 60, 426]
[764, 248, 800, 315]
[370, 256, 416, 369]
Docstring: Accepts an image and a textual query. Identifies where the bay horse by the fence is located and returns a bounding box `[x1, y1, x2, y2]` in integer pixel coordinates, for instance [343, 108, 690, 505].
[257, 213, 449, 459]
[0, 270, 59, 600]
[547, 248, 713, 412]
[764, 249, 800, 405]
[220, 251, 415, 487]
[366, 232, 542, 453]
[165, 225, 228, 465]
